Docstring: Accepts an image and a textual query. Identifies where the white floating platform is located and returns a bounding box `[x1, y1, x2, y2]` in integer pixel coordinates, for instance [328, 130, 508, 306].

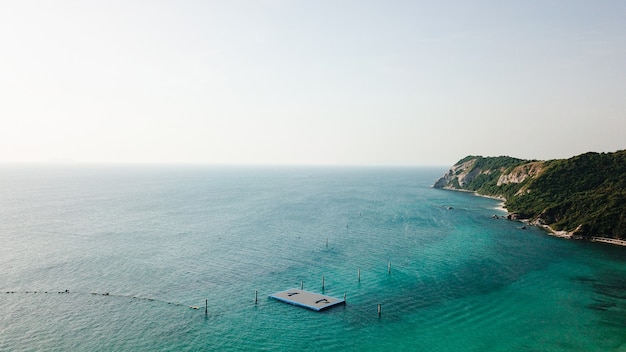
[269, 289, 345, 311]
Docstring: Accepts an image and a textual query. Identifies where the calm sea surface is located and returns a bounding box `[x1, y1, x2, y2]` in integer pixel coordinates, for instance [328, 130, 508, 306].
[1, 165, 625, 351]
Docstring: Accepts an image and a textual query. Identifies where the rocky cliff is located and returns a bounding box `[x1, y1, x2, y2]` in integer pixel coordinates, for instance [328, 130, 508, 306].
[434, 151, 626, 241]
[433, 156, 537, 190]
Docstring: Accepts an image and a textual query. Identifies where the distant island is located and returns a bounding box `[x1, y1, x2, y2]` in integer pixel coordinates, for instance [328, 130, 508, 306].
[433, 150, 626, 245]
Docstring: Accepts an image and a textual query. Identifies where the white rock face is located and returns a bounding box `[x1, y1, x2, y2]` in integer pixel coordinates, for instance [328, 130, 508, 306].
[434, 157, 544, 191]
[496, 162, 544, 186]
[433, 159, 477, 188]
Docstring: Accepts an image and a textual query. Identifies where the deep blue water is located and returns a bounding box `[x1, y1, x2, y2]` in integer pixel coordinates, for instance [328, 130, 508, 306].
[1, 165, 625, 351]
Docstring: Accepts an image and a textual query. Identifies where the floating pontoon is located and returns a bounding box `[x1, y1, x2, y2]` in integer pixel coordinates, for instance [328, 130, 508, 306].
[269, 289, 345, 311]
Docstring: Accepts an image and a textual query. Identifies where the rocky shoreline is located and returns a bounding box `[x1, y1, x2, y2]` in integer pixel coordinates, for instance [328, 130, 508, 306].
[507, 203, 625, 246]
[438, 186, 626, 247]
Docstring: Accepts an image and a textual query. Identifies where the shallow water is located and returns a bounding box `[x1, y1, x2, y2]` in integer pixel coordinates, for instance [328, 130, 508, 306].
[1, 165, 624, 351]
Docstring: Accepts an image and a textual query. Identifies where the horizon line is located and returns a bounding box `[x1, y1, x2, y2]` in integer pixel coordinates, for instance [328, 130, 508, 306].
[0, 160, 451, 168]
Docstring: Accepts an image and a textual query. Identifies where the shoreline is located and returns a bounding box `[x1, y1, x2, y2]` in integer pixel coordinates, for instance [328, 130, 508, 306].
[436, 186, 626, 247]
[525, 220, 574, 239]
[532, 223, 626, 246]
[439, 186, 507, 211]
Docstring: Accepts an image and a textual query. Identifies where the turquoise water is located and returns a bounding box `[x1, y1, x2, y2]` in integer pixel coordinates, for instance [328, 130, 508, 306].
[1, 165, 624, 351]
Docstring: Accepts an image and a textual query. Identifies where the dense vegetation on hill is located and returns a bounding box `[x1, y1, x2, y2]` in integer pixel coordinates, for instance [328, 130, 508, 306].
[434, 150, 626, 240]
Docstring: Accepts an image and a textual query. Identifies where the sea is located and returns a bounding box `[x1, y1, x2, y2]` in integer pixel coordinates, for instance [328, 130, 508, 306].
[1, 165, 625, 351]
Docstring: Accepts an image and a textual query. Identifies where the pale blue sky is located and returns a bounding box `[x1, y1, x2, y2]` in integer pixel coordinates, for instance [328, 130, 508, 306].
[1, 1, 625, 165]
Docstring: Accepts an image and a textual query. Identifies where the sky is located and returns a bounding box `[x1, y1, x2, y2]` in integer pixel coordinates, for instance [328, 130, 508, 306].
[1, 1, 625, 166]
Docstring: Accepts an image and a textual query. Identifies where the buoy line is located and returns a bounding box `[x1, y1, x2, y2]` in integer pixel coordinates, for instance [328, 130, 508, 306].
[2, 289, 201, 310]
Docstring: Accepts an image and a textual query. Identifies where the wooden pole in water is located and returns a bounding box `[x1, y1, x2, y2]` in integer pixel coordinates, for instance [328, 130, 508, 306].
[322, 275, 325, 290]
[205, 299, 208, 314]
[378, 304, 381, 316]
[255, 290, 258, 304]
[343, 293, 346, 302]
[358, 268, 361, 282]
[326, 238, 328, 248]
[388, 261, 391, 274]
[301, 280, 304, 290]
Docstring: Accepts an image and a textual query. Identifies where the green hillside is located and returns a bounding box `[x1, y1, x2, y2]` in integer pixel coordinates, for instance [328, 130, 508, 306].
[434, 150, 626, 240]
